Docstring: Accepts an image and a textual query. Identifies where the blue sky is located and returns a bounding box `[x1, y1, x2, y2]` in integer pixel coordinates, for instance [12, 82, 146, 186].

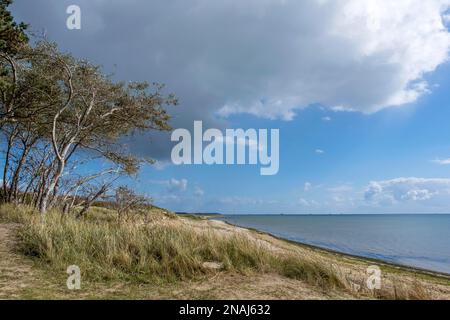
[12, 0, 450, 214]
[127, 60, 450, 214]
[136, 63, 450, 214]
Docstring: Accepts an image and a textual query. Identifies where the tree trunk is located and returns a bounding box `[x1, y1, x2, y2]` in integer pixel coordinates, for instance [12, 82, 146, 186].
[38, 192, 49, 213]
[76, 185, 108, 219]
[9, 144, 31, 202]
[62, 202, 70, 215]
[39, 159, 65, 213]
[2, 130, 16, 201]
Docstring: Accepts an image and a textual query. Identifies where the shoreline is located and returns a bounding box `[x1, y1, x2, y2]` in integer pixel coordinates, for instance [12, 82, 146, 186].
[211, 217, 450, 280]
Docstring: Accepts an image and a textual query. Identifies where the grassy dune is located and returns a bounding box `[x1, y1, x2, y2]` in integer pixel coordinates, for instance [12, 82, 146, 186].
[0, 204, 449, 300]
[0, 205, 342, 290]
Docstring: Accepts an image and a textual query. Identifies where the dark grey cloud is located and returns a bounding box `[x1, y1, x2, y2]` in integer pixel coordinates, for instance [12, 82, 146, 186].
[12, 0, 450, 160]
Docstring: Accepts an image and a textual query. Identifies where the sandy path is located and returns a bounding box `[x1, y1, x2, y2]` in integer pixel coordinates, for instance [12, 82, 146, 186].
[0, 223, 40, 298]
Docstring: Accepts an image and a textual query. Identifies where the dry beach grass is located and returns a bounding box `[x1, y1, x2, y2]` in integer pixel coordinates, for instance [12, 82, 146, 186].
[0, 204, 449, 300]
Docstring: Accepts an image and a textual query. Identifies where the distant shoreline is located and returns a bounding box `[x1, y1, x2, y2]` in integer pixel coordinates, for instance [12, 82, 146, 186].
[176, 212, 223, 217]
[211, 216, 450, 280]
[212, 213, 450, 216]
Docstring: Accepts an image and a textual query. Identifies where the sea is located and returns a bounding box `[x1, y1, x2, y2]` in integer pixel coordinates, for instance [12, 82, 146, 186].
[216, 214, 450, 274]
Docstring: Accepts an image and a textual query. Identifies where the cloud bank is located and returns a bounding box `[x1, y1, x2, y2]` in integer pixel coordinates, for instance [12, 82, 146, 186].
[364, 177, 450, 205]
[15, 1, 450, 118]
[12, 0, 450, 161]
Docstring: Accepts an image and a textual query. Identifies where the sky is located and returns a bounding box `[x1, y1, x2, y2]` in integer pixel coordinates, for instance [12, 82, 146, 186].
[11, 0, 450, 214]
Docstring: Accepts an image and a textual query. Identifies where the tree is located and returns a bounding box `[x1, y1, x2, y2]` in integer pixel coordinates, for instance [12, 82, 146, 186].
[0, 6, 177, 214]
[32, 41, 176, 213]
[0, 0, 28, 124]
[0, 0, 28, 55]
[114, 186, 151, 221]
[0, 39, 177, 213]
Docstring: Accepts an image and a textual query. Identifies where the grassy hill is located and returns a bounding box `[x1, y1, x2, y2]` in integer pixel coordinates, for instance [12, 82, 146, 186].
[0, 204, 449, 300]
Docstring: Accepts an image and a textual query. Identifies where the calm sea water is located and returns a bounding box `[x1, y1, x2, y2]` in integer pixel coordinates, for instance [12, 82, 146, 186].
[217, 215, 450, 274]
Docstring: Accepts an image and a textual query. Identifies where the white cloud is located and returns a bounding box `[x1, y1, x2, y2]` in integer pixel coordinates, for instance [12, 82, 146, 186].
[401, 189, 433, 201]
[332, 195, 346, 204]
[152, 160, 172, 171]
[328, 184, 353, 193]
[168, 178, 188, 193]
[315, 149, 325, 154]
[432, 158, 450, 165]
[299, 198, 309, 206]
[322, 116, 332, 122]
[304, 182, 312, 192]
[215, 135, 261, 151]
[194, 187, 205, 197]
[148, 178, 189, 192]
[298, 198, 319, 207]
[364, 177, 450, 205]
[213, 0, 450, 119]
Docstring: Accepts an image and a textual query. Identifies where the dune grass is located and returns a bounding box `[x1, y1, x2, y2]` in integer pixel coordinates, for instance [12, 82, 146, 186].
[0, 204, 344, 291]
[2, 204, 437, 300]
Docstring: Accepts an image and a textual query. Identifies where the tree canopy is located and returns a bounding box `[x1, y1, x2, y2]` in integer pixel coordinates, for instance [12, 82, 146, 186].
[0, 0, 27, 55]
[0, 3, 177, 213]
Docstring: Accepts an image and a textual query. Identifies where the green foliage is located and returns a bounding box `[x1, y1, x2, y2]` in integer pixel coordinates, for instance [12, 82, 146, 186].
[114, 186, 151, 219]
[0, 0, 28, 54]
[0, 27, 176, 211]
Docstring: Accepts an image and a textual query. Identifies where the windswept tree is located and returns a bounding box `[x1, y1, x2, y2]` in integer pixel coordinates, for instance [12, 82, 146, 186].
[0, 5, 177, 213]
[0, 38, 177, 213]
[114, 186, 151, 222]
[0, 0, 28, 54]
[30, 42, 175, 213]
[0, 0, 28, 124]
